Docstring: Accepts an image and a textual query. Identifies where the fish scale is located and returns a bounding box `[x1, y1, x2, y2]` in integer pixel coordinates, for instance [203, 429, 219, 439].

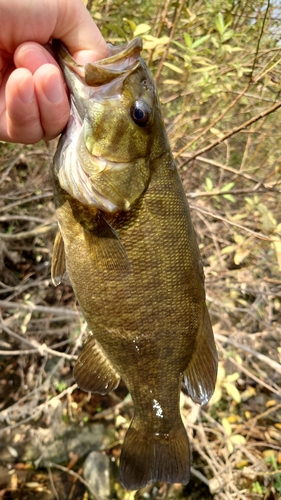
[51, 37, 217, 490]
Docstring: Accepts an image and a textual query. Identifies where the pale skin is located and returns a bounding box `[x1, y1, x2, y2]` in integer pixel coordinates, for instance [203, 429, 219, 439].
[0, 0, 108, 143]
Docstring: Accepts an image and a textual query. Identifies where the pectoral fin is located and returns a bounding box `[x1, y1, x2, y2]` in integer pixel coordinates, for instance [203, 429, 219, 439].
[84, 214, 131, 275]
[183, 306, 217, 405]
[51, 230, 66, 286]
[74, 334, 120, 395]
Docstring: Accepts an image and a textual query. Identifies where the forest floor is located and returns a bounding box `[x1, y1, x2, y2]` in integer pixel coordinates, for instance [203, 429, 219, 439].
[0, 138, 280, 500]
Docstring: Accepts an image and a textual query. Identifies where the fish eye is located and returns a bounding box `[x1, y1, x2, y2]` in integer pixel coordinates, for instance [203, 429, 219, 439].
[130, 100, 151, 127]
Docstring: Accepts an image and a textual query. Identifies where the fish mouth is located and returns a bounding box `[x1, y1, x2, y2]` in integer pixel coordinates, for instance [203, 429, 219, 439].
[53, 38, 143, 120]
[53, 37, 150, 213]
[54, 37, 143, 81]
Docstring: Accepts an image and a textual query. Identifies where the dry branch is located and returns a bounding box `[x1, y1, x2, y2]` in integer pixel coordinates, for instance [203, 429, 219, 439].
[183, 98, 281, 163]
[215, 332, 281, 375]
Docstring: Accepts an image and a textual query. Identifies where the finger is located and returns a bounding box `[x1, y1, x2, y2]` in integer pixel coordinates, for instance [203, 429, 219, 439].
[14, 42, 60, 74]
[54, 0, 109, 63]
[33, 63, 69, 140]
[0, 0, 108, 64]
[0, 65, 13, 141]
[5, 67, 44, 143]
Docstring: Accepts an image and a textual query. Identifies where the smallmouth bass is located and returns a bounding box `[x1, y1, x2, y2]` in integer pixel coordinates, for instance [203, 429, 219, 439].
[51, 37, 217, 490]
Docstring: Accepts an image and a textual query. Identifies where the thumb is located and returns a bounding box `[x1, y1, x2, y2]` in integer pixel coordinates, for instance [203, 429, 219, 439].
[52, 0, 108, 63]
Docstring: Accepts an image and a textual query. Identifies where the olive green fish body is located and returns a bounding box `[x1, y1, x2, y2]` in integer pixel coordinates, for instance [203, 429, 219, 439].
[52, 38, 217, 490]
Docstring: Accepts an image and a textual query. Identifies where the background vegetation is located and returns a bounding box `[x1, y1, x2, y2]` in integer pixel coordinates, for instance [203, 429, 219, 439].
[0, 0, 280, 498]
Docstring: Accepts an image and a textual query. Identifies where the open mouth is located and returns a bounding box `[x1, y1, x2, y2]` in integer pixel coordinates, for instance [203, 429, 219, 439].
[54, 37, 148, 213]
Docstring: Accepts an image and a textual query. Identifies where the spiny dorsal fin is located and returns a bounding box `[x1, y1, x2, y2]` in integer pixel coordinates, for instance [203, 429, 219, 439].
[51, 230, 66, 286]
[74, 334, 120, 395]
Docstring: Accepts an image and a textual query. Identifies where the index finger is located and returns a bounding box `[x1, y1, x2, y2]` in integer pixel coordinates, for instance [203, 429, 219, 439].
[52, 0, 108, 63]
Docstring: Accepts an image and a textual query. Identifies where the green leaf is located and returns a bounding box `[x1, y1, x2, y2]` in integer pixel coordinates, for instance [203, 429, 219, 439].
[230, 434, 246, 445]
[223, 194, 235, 203]
[210, 127, 224, 138]
[223, 382, 241, 403]
[209, 386, 222, 405]
[173, 40, 187, 51]
[234, 247, 250, 265]
[226, 372, 240, 383]
[106, 23, 127, 39]
[273, 239, 281, 270]
[124, 18, 136, 32]
[163, 62, 184, 74]
[222, 417, 232, 436]
[133, 23, 151, 36]
[215, 13, 225, 35]
[205, 177, 213, 191]
[143, 35, 169, 50]
[221, 245, 236, 255]
[184, 33, 193, 48]
[222, 30, 235, 43]
[192, 34, 210, 49]
[221, 182, 235, 192]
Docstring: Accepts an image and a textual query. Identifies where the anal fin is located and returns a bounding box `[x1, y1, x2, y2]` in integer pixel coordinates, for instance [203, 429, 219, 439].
[74, 334, 120, 395]
[183, 305, 218, 405]
[51, 230, 66, 286]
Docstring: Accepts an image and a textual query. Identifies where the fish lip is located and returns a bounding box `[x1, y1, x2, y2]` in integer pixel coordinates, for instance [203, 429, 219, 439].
[53, 37, 143, 125]
[53, 37, 143, 88]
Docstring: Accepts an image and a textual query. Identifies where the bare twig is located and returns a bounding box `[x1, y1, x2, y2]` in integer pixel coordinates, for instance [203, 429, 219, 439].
[182, 154, 277, 187]
[147, 0, 172, 67]
[0, 215, 47, 223]
[48, 462, 102, 500]
[190, 466, 210, 486]
[0, 299, 80, 317]
[249, 0, 271, 80]
[215, 332, 281, 375]
[189, 203, 273, 241]
[187, 186, 276, 199]
[0, 192, 53, 213]
[181, 98, 281, 163]
[47, 466, 60, 500]
[154, 0, 186, 83]
[217, 348, 281, 398]
[175, 82, 252, 159]
[0, 383, 77, 429]
[0, 222, 57, 240]
[0, 322, 77, 360]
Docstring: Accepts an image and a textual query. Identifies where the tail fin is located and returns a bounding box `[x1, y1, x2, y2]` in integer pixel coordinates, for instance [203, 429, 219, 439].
[119, 419, 190, 490]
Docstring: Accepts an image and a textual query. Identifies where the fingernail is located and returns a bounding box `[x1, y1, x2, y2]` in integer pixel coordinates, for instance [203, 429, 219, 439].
[18, 77, 34, 104]
[44, 72, 64, 104]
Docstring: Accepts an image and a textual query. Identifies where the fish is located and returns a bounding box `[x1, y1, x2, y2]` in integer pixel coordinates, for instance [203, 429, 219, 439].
[51, 37, 217, 491]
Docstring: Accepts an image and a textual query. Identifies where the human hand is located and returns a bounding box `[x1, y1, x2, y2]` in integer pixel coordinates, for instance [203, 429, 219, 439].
[0, 0, 108, 143]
